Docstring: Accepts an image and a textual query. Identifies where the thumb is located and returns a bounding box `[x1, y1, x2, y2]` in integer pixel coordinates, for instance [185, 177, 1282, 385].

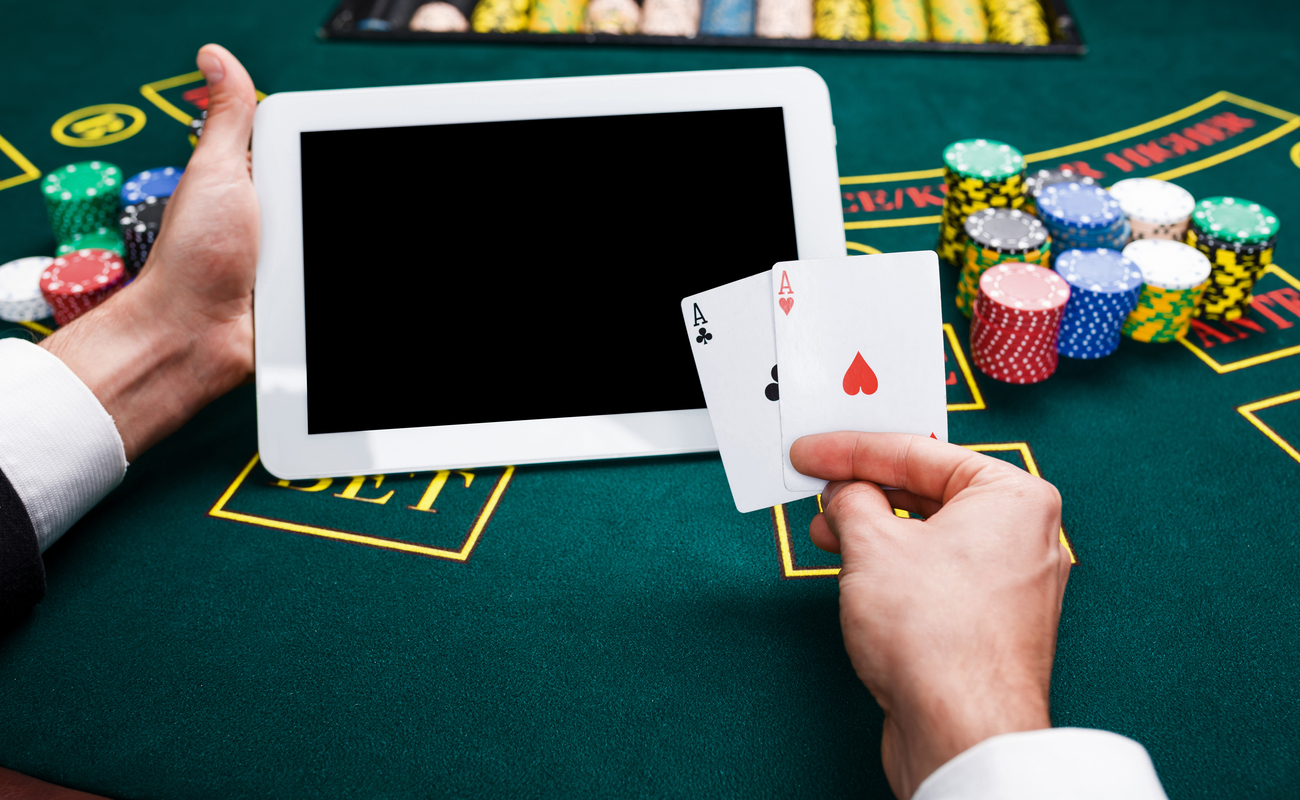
[194, 44, 257, 161]
[819, 480, 903, 565]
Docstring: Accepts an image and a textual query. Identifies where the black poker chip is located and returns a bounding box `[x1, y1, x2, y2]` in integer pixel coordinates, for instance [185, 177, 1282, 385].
[964, 208, 1049, 253]
[119, 195, 167, 275]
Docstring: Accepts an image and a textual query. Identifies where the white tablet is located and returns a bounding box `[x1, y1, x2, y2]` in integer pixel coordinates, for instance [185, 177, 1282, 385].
[253, 67, 844, 479]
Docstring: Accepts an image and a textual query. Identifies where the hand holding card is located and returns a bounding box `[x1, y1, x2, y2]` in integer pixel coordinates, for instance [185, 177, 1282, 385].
[772, 252, 948, 492]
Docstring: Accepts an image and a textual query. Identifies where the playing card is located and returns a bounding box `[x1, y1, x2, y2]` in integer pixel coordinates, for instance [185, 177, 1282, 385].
[682, 273, 822, 513]
[772, 252, 949, 492]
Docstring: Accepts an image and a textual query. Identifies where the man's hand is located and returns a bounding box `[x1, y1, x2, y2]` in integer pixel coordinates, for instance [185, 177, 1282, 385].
[40, 44, 258, 462]
[790, 432, 1071, 800]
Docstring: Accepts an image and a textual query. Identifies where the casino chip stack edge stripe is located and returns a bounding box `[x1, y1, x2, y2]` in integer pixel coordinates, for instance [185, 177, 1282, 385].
[957, 208, 1050, 318]
[939, 139, 1026, 266]
[55, 227, 124, 258]
[39, 249, 127, 326]
[0, 257, 54, 323]
[120, 196, 168, 275]
[1053, 249, 1143, 359]
[1036, 181, 1129, 259]
[1108, 178, 1195, 243]
[970, 263, 1069, 384]
[1185, 196, 1279, 321]
[1120, 239, 1211, 342]
[42, 161, 122, 247]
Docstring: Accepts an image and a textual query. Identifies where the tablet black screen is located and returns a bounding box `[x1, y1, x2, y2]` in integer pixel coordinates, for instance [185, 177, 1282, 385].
[300, 107, 798, 434]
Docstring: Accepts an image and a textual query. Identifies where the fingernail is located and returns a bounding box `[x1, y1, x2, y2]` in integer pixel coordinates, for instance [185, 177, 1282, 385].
[821, 481, 846, 508]
[197, 49, 225, 85]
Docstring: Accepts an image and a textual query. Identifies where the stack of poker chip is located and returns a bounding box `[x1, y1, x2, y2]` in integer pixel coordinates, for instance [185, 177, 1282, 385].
[756, 0, 813, 37]
[1108, 178, 1195, 242]
[585, 0, 641, 32]
[813, 0, 868, 40]
[121, 167, 183, 206]
[929, 0, 986, 43]
[970, 263, 1069, 384]
[41, 161, 122, 247]
[938, 139, 1027, 266]
[699, 0, 754, 34]
[189, 110, 207, 140]
[119, 196, 168, 275]
[1023, 167, 1095, 215]
[55, 226, 125, 258]
[0, 257, 54, 323]
[1053, 249, 1143, 359]
[956, 208, 1050, 318]
[873, 0, 927, 40]
[1036, 182, 1130, 259]
[986, 0, 1048, 44]
[1184, 196, 1280, 321]
[1120, 239, 1212, 342]
[39, 249, 128, 326]
[640, 0, 701, 34]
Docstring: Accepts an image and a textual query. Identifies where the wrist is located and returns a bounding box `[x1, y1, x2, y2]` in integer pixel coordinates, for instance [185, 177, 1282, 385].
[40, 273, 252, 461]
[883, 681, 1051, 798]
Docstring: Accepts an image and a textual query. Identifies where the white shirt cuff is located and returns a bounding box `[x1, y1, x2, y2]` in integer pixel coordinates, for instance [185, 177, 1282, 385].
[0, 338, 127, 552]
[914, 728, 1168, 800]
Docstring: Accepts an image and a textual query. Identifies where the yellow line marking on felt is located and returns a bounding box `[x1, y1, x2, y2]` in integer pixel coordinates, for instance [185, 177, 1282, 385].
[1176, 265, 1300, 373]
[1149, 118, 1300, 182]
[845, 215, 942, 230]
[17, 320, 53, 337]
[1290, 141, 1300, 171]
[0, 133, 41, 192]
[141, 70, 267, 127]
[845, 241, 882, 255]
[1238, 390, 1300, 465]
[943, 323, 986, 412]
[209, 454, 514, 561]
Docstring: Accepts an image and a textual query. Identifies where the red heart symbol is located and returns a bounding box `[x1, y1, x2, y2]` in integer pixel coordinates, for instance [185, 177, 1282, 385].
[778, 297, 794, 315]
[842, 352, 878, 396]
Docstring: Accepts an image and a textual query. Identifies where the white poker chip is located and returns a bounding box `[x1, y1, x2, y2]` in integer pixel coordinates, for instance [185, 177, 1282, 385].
[1108, 178, 1196, 225]
[1122, 239, 1211, 290]
[0, 257, 54, 322]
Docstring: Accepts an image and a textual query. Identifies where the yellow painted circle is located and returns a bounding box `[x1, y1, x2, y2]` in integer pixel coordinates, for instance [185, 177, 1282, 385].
[845, 241, 881, 255]
[1291, 140, 1300, 170]
[51, 104, 146, 148]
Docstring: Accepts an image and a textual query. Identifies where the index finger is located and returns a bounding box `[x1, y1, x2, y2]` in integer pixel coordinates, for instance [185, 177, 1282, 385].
[790, 431, 995, 505]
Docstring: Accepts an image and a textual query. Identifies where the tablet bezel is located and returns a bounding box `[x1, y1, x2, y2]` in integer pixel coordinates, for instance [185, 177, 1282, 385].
[253, 67, 845, 479]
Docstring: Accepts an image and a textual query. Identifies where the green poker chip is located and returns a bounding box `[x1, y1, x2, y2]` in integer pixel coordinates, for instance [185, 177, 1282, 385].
[1191, 196, 1279, 245]
[943, 139, 1025, 181]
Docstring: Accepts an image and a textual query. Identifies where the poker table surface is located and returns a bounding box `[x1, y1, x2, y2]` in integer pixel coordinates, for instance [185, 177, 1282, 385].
[2, 1, 1299, 797]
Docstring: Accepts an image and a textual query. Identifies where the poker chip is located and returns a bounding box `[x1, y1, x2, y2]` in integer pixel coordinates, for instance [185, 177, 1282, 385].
[1052, 249, 1143, 359]
[0, 257, 54, 322]
[938, 139, 1027, 265]
[41, 161, 122, 246]
[955, 209, 1051, 317]
[872, 0, 928, 40]
[55, 226, 125, 258]
[189, 110, 206, 140]
[119, 195, 168, 275]
[812, 0, 869, 40]
[471, 0, 532, 30]
[755, 0, 813, 37]
[1108, 178, 1195, 242]
[640, 0, 702, 35]
[121, 167, 183, 206]
[1036, 182, 1129, 257]
[39, 249, 128, 326]
[1185, 196, 1279, 321]
[1120, 239, 1212, 342]
[584, 0, 642, 32]
[929, 0, 987, 43]
[970, 263, 1069, 384]
[987, 0, 1048, 44]
[698, 0, 756, 35]
[1023, 167, 1095, 215]
[529, 0, 587, 31]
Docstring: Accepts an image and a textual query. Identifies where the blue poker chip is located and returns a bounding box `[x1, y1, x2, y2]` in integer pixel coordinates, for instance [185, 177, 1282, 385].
[1054, 247, 1143, 360]
[1037, 183, 1124, 230]
[121, 167, 183, 206]
[1054, 248, 1143, 293]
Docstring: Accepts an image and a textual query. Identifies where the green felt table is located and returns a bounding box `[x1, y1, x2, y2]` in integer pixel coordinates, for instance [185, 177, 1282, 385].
[2, 1, 1299, 797]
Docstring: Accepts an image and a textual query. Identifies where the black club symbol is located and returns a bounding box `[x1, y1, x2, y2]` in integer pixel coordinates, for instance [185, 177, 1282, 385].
[764, 365, 779, 401]
[696, 327, 712, 344]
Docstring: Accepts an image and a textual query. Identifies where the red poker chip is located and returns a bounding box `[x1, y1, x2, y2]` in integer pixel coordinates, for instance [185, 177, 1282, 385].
[970, 295, 1062, 385]
[977, 263, 1070, 328]
[40, 248, 127, 325]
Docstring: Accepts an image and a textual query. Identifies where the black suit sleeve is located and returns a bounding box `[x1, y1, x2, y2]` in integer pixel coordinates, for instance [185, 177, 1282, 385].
[0, 465, 45, 632]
